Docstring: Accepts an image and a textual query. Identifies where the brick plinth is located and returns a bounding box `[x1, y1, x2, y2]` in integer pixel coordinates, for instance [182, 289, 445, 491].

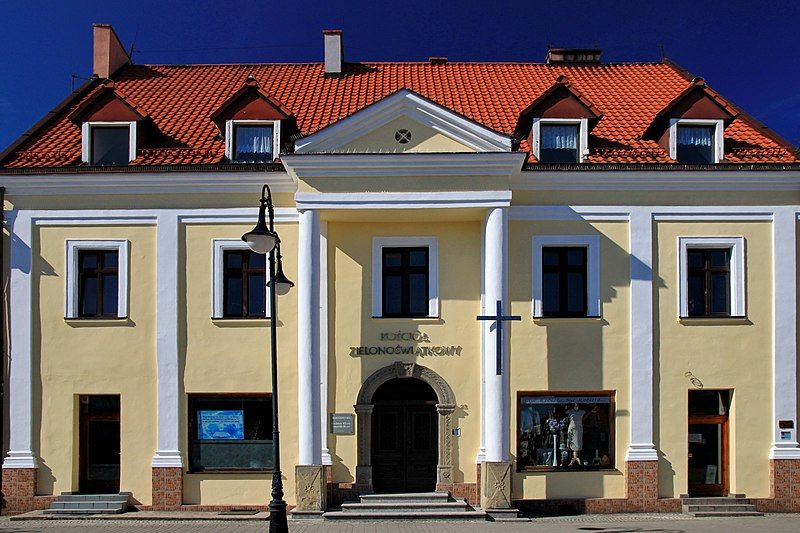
[756, 458, 800, 512]
[151, 467, 183, 510]
[435, 482, 479, 506]
[625, 460, 659, 512]
[1, 468, 37, 515]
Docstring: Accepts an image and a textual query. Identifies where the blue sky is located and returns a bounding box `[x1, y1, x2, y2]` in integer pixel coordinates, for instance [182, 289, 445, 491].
[1, 0, 798, 151]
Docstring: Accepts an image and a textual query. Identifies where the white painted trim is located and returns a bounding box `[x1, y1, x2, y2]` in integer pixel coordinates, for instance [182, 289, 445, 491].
[81, 121, 137, 164]
[282, 152, 527, 180]
[2, 210, 37, 469]
[770, 208, 800, 458]
[669, 119, 724, 163]
[296, 190, 511, 211]
[225, 119, 281, 162]
[626, 209, 658, 462]
[531, 235, 601, 317]
[211, 239, 272, 319]
[509, 205, 788, 222]
[678, 237, 746, 318]
[153, 212, 183, 468]
[371, 236, 439, 318]
[0, 171, 296, 196]
[510, 171, 800, 192]
[532, 117, 589, 163]
[294, 89, 511, 153]
[483, 207, 509, 462]
[65, 240, 130, 318]
[319, 221, 332, 465]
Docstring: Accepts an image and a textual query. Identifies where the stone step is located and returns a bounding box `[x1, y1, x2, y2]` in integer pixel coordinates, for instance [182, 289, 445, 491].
[324, 510, 487, 521]
[689, 511, 764, 518]
[341, 501, 470, 513]
[56, 493, 131, 502]
[51, 501, 127, 510]
[358, 492, 451, 505]
[684, 504, 758, 513]
[681, 496, 749, 505]
[43, 508, 125, 515]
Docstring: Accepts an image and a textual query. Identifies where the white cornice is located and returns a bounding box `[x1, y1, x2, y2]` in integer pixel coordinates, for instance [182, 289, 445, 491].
[294, 89, 512, 153]
[512, 170, 800, 191]
[0, 171, 296, 196]
[282, 152, 526, 180]
[295, 190, 512, 210]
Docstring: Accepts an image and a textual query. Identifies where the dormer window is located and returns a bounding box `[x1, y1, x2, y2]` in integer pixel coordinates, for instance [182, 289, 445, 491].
[669, 119, 724, 164]
[81, 121, 137, 166]
[532, 118, 588, 163]
[225, 120, 280, 163]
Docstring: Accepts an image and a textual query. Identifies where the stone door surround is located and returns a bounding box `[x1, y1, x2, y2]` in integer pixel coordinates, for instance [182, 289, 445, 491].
[354, 361, 456, 491]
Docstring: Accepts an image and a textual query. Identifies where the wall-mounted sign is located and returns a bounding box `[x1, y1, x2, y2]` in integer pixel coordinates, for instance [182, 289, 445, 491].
[349, 331, 462, 358]
[198, 410, 244, 440]
[780, 431, 793, 441]
[330, 413, 355, 435]
[779, 420, 795, 429]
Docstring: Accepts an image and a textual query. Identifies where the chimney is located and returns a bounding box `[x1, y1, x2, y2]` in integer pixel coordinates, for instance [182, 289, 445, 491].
[546, 47, 602, 64]
[428, 56, 448, 65]
[93, 23, 131, 78]
[323, 30, 343, 75]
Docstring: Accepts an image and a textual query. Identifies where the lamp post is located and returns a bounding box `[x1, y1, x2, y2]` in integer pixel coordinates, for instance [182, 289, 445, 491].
[242, 184, 293, 533]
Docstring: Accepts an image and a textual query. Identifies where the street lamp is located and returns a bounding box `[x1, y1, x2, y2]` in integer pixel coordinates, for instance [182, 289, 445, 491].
[242, 183, 293, 533]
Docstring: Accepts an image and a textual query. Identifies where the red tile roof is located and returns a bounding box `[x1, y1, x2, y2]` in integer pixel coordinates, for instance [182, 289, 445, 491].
[2, 60, 797, 168]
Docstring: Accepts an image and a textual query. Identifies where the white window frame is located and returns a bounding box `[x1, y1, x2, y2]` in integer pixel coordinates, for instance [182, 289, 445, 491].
[669, 118, 724, 163]
[225, 119, 281, 162]
[678, 236, 745, 318]
[372, 236, 439, 318]
[66, 240, 129, 318]
[212, 239, 272, 318]
[81, 121, 137, 164]
[532, 235, 601, 318]
[532, 117, 589, 163]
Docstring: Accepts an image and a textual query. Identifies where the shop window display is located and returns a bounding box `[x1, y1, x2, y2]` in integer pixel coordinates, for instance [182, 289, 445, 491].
[517, 392, 614, 470]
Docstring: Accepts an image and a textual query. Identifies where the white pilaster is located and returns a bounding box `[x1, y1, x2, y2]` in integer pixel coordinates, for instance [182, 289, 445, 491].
[770, 208, 800, 458]
[298, 209, 322, 465]
[2, 211, 37, 469]
[476, 218, 487, 464]
[483, 207, 509, 462]
[319, 221, 332, 465]
[626, 209, 658, 462]
[152, 213, 183, 468]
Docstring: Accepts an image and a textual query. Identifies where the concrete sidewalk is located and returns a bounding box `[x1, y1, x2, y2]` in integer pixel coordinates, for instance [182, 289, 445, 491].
[1, 513, 799, 532]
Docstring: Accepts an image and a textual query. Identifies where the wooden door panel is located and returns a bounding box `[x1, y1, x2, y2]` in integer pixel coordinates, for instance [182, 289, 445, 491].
[372, 403, 437, 493]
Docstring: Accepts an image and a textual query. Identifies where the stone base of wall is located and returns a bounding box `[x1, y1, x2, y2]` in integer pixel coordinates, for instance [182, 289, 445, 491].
[435, 482, 479, 506]
[1, 468, 38, 515]
[752, 458, 800, 512]
[294, 465, 326, 513]
[624, 460, 659, 512]
[151, 467, 183, 510]
[135, 504, 275, 512]
[480, 461, 513, 510]
[515, 497, 681, 516]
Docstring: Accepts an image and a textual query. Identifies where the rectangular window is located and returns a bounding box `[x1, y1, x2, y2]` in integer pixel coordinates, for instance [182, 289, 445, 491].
[539, 124, 579, 163]
[188, 395, 273, 472]
[90, 126, 131, 165]
[77, 250, 119, 318]
[676, 125, 715, 164]
[687, 248, 730, 317]
[222, 250, 266, 317]
[518, 392, 615, 471]
[233, 124, 274, 162]
[382, 247, 429, 317]
[541, 247, 587, 317]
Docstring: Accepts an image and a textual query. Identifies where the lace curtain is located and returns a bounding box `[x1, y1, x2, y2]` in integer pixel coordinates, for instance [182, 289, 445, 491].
[677, 125, 713, 146]
[541, 125, 578, 149]
[235, 126, 273, 161]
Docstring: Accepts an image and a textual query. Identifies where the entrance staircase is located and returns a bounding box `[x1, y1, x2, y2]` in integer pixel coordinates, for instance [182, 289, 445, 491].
[44, 492, 130, 515]
[324, 492, 486, 520]
[681, 495, 763, 517]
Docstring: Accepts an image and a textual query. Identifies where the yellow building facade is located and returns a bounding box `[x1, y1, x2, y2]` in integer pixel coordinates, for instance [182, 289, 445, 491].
[1, 26, 799, 517]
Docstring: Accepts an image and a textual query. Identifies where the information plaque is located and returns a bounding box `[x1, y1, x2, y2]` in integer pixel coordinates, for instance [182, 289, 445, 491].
[330, 413, 355, 435]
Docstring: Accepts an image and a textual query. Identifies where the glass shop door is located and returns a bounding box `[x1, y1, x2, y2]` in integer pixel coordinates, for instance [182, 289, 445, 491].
[687, 390, 730, 496]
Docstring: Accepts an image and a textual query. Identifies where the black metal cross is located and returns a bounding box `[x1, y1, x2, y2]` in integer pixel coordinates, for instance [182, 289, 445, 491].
[477, 300, 521, 375]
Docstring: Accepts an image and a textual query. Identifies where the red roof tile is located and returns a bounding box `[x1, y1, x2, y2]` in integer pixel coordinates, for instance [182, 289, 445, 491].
[2, 60, 797, 168]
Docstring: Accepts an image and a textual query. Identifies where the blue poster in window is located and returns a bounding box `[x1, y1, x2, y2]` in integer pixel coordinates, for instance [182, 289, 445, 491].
[198, 410, 244, 440]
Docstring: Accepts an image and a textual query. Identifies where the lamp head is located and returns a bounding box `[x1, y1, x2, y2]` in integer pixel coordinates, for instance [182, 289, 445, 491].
[269, 251, 295, 295]
[242, 185, 279, 254]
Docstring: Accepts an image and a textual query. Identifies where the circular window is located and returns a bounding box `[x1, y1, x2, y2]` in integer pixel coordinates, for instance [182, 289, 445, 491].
[395, 129, 412, 144]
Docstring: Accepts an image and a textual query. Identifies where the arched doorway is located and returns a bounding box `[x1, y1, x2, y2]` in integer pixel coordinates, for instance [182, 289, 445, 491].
[371, 378, 438, 493]
[354, 362, 456, 493]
